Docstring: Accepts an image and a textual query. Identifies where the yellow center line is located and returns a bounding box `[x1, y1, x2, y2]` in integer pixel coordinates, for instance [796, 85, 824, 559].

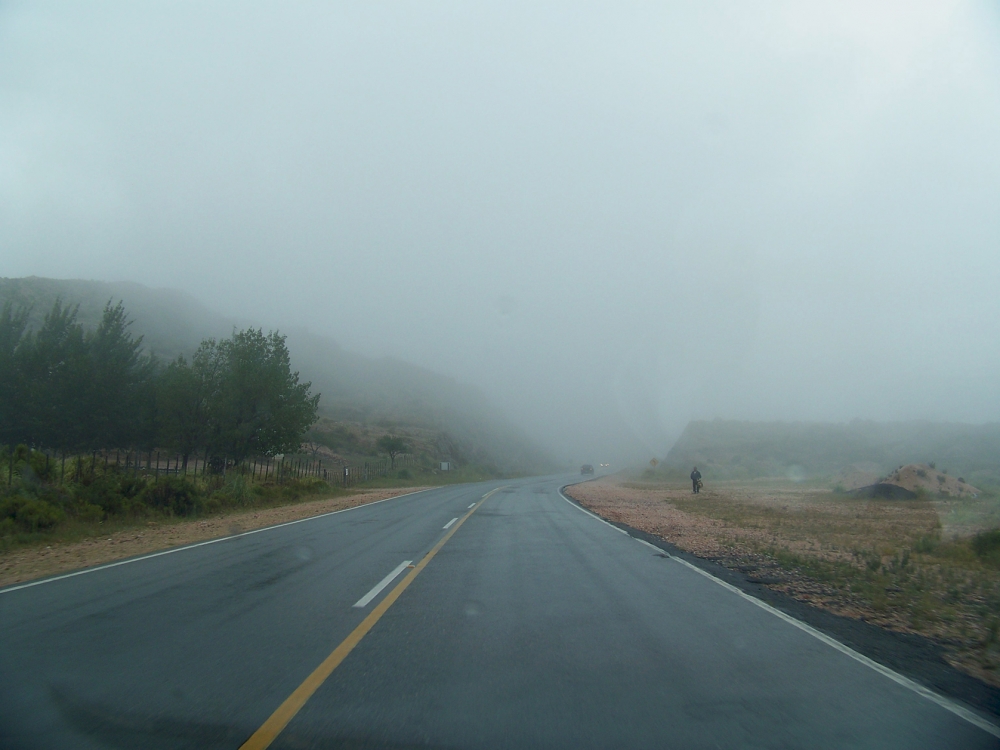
[239, 486, 504, 750]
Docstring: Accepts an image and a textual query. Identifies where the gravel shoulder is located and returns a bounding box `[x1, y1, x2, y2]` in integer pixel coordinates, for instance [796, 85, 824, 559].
[0, 486, 435, 589]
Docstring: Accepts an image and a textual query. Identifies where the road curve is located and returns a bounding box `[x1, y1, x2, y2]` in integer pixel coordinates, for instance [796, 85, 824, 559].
[0, 474, 997, 749]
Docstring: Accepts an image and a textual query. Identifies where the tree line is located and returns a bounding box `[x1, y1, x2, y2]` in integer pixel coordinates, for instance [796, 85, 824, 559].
[0, 299, 319, 467]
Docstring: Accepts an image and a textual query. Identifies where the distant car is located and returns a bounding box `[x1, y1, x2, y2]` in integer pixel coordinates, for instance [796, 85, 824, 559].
[581, 464, 594, 475]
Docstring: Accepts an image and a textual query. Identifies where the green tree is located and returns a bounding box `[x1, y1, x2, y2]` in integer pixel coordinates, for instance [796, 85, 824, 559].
[205, 329, 319, 463]
[0, 302, 30, 447]
[156, 355, 208, 469]
[84, 301, 156, 450]
[376, 435, 408, 467]
[19, 300, 89, 452]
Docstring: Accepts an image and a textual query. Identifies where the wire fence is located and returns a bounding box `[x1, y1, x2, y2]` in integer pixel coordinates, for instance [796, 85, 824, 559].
[339, 456, 414, 487]
[3, 447, 415, 489]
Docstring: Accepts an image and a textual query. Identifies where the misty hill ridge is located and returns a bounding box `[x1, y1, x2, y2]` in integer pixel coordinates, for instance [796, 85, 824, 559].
[664, 419, 1000, 488]
[0, 277, 551, 473]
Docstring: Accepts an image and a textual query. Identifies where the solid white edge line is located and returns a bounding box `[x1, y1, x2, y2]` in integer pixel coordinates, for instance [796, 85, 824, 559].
[443, 517, 458, 529]
[0, 488, 436, 596]
[557, 485, 1000, 739]
[352, 560, 413, 608]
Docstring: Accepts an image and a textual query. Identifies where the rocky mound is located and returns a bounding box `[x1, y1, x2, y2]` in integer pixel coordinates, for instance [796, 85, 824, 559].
[854, 464, 981, 499]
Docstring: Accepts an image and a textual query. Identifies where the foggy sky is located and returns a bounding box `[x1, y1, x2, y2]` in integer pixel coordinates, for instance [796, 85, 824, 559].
[3, 2, 1000, 464]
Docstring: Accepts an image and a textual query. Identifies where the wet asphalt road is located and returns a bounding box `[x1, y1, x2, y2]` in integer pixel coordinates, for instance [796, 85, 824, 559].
[0, 474, 997, 749]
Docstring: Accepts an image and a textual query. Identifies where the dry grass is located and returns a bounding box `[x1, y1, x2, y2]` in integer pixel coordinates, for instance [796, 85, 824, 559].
[567, 475, 1000, 687]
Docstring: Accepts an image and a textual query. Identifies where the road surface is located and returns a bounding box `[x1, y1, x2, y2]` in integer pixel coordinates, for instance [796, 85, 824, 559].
[1, 474, 997, 749]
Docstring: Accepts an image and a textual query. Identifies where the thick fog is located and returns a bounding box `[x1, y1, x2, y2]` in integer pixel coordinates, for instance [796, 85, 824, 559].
[3, 2, 1000, 465]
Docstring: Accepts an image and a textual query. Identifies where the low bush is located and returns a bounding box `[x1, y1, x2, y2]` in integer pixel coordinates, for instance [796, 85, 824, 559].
[140, 477, 202, 517]
[914, 534, 939, 553]
[221, 475, 257, 507]
[972, 529, 1000, 565]
[0, 494, 65, 532]
[75, 474, 146, 517]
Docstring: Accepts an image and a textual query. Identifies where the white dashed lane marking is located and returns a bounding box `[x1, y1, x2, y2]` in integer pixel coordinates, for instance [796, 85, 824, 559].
[353, 560, 412, 608]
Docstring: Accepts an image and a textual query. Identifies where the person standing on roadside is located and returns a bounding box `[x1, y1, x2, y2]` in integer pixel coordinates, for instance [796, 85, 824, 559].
[691, 466, 702, 494]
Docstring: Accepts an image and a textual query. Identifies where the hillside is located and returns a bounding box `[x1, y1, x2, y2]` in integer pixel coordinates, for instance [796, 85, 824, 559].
[0, 277, 552, 474]
[663, 419, 1000, 489]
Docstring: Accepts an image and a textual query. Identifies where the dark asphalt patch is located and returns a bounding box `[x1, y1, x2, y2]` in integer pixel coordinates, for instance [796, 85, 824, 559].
[51, 685, 245, 750]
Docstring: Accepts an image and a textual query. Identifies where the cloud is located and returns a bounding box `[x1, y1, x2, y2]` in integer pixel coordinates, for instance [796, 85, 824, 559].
[2, 1, 999, 462]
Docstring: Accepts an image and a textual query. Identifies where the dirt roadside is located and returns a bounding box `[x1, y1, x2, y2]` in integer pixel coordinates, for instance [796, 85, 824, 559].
[0, 486, 434, 589]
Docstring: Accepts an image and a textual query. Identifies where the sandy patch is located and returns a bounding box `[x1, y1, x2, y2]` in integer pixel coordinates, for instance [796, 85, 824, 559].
[0, 487, 435, 589]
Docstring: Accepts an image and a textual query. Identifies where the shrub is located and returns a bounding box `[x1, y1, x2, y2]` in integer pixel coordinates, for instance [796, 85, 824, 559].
[140, 477, 202, 516]
[397, 469, 412, 480]
[223, 475, 257, 507]
[914, 535, 939, 553]
[916, 469, 927, 478]
[16, 499, 64, 530]
[0, 495, 64, 532]
[75, 503, 105, 523]
[77, 476, 127, 516]
[972, 529, 1000, 564]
